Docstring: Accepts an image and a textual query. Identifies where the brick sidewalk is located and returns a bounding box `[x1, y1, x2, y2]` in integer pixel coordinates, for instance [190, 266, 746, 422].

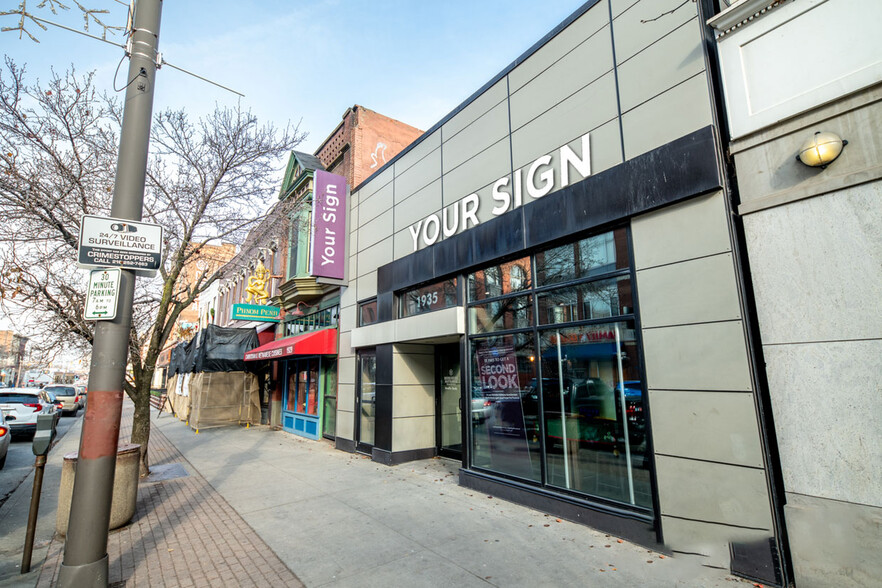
[37, 402, 303, 587]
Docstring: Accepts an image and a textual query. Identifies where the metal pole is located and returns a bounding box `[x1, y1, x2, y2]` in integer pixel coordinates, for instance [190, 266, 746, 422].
[20, 454, 47, 573]
[57, 1, 162, 586]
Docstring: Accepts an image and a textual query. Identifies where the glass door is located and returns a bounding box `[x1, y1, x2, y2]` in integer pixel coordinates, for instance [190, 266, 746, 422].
[437, 343, 462, 460]
[355, 350, 376, 453]
[282, 358, 322, 439]
[322, 359, 337, 439]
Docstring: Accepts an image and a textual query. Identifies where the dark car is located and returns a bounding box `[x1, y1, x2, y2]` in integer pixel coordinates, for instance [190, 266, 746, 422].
[0, 412, 10, 469]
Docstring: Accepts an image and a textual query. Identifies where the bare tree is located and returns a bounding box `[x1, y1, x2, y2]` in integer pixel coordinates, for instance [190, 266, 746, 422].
[0, 59, 305, 473]
[1, 0, 124, 43]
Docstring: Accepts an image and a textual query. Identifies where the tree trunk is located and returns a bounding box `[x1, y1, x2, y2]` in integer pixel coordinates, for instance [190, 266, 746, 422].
[131, 385, 152, 478]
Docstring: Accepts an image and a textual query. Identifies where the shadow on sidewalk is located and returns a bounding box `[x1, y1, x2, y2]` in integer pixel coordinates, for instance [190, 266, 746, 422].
[38, 404, 303, 587]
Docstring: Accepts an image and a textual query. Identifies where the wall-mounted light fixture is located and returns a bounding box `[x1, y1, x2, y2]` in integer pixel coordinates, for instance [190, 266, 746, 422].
[289, 301, 315, 316]
[796, 131, 848, 168]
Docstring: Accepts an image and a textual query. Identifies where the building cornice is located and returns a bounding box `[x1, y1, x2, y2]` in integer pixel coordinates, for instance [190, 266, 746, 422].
[707, 0, 794, 38]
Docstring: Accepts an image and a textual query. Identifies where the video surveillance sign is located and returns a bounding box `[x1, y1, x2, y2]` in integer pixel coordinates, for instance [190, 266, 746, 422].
[78, 215, 163, 274]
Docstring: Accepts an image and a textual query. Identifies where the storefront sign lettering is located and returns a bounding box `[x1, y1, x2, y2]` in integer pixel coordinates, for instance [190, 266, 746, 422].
[310, 170, 348, 280]
[476, 345, 520, 396]
[409, 133, 591, 251]
[231, 303, 280, 322]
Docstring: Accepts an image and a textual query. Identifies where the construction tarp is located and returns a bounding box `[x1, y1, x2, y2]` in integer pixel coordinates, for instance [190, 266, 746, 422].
[188, 371, 260, 431]
[159, 326, 261, 429]
[194, 325, 260, 373]
[167, 342, 190, 378]
[169, 325, 259, 376]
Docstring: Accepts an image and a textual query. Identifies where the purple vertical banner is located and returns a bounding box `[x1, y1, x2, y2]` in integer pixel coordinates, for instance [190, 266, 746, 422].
[310, 170, 348, 280]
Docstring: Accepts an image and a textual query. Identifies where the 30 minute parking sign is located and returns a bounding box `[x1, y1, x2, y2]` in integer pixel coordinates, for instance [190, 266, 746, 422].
[84, 268, 121, 321]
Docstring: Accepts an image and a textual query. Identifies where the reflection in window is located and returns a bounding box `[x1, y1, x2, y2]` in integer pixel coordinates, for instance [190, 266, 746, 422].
[358, 299, 378, 326]
[537, 277, 633, 325]
[468, 295, 533, 334]
[467, 225, 649, 512]
[322, 359, 337, 437]
[400, 278, 457, 317]
[357, 352, 376, 447]
[287, 359, 319, 416]
[535, 228, 628, 286]
[468, 256, 532, 301]
[470, 333, 541, 482]
[539, 321, 650, 508]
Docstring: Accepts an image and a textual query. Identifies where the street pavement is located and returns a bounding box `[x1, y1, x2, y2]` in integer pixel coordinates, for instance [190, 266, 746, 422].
[0, 399, 759, 586]
[0, 413, 80, 511]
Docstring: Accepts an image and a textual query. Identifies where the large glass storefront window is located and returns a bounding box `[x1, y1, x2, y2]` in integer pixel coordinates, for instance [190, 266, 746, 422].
[470, 333, 540, 482]
[286, 358, 319, 416]
[539, 322, 650, 508]
[467, 227, 651, 512]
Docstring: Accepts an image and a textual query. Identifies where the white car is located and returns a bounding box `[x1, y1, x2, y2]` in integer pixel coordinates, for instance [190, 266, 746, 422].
[0, 388, 59, 439]
[0, 412, 10, 469]
[471, 388, 492, 423]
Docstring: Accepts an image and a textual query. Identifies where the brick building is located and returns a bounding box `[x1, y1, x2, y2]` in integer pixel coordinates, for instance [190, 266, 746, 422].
[315, 105, 423, 190]
[0, 330, 27, 386]
[212, 106, 422, 433]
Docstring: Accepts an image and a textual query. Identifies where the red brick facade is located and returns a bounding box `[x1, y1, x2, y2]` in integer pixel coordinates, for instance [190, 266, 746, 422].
[314, 105, 423, 189]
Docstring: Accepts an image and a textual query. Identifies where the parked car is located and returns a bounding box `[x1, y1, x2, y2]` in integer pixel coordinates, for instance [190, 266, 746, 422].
[0, 388, 59, 439]
[75, 384, 88, 407]
[471, 387, 492, 423]
[42, 390, 65, 414]
[44, 384, 82, 416]
[0, 412, 10, 469]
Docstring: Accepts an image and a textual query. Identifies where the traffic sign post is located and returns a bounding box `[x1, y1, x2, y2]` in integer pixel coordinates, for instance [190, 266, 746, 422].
[59, 1, 164, 585]
[84, 269, 122, 321]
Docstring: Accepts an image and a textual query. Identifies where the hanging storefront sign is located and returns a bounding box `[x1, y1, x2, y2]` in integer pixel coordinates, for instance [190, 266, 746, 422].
[310, 170, 348, 280]
[231, 303, 280, 322]
[78, 215, 163, 273]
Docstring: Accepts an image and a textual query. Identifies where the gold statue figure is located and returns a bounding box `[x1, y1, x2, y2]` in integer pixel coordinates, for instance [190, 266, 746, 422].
[244, 260, 270, 304]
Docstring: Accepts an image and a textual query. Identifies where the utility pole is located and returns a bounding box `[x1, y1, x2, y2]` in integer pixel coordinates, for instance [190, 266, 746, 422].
[57, 1, 162, 586]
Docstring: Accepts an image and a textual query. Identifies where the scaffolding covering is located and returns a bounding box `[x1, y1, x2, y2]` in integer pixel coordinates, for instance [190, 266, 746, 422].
[188, 371, 260, 430]
[161, 326, 261, 430]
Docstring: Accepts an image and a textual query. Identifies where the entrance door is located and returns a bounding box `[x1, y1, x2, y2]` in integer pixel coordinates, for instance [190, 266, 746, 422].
[436, 343, 462, 460]
[322, 358, 337, 440]
[355, 350, 376, 454]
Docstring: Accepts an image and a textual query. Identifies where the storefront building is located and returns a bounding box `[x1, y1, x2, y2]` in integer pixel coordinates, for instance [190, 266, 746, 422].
[337, 0, 788, 584]
[236, 107, 424, 441]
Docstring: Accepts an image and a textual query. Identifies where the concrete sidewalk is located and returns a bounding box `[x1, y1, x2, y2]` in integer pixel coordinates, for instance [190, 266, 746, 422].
[1, 400, 758, 586]
[0, 411, 81, 587]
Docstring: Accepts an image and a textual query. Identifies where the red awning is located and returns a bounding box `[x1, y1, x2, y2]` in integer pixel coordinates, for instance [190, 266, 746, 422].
[244, 328, 337, 361]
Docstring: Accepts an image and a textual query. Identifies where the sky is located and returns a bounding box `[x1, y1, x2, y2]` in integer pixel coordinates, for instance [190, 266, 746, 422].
[0, 0, 583, 336]
[3, 0, 582, 152]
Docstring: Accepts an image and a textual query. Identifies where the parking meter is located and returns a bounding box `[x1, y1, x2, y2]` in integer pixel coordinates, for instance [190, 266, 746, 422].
[32, 414, 56, 456]
[22, 413, 56, 573]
